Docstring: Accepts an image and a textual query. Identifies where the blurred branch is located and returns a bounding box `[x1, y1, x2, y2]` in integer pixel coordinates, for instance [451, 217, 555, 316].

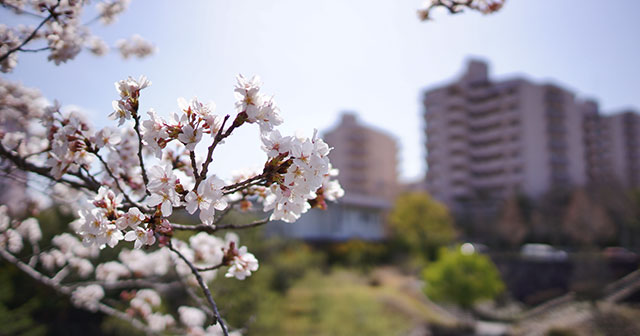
[0, 143, 100, 192]
[167, 242, 229, 336]
[1, 2, 47, 18]
[418, 0, 505, 21]
[0, 248, 156, 335]
[0, 1, 59, 63]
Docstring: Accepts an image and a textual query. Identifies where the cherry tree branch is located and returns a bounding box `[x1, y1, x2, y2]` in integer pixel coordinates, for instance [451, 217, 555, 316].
[189, 150, 199, 181]
[133, 113, 151, 196]
[18, 46, 51, 52]
[173, 267, 214, 317]
[195, 112, 249, 190]
[194, 115, 229, 190]
[90, 148, 140, 207]
[0, 2, 47, 19]
[0, 248, 156, 335]
[167, 242, 229, 336]
[0, 247, 70, 294]
[0, 144, 99, 192]
[68, 278, 179, 291]
[195, 262, 224, 273]
[171, 217, 270, 234]
[97, 302, 155, 335]
[222, 173, 266, 195]
[0, 1, 60, 63]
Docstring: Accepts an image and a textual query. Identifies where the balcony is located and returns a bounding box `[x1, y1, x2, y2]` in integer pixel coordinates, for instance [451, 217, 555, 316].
[448, 140, 468, 152]
[469, 112, 517, 129]
[470, 142, 521, 160]
[467, 99, 501, 115]
[447, 96, 466, 108]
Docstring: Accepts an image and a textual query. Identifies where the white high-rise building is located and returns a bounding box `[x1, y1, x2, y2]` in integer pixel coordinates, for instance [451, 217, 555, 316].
[424, 60, 590, 210]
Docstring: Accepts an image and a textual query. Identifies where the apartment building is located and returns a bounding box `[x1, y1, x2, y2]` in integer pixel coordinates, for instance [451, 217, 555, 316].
[424, 60, 588, 209]
[586, 109, 640, 188]
[323, 113, 399, 201]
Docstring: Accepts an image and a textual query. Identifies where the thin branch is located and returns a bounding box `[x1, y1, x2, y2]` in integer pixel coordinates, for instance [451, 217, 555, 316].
[133, 114, 151, 196]
[195, 262, 224, 273]
[51, 265, 69, 283]
[222, 173, 265, 195]
[167, 242, 229, 336]
[173, 266, 214, 317]
[0, 248, 70, 294]
[28, 241, 40, 267]
[171, 217, 270, 234]
[189, 150, 199, 181]
[0, 1, 59, 64]
[18, 46, 51, 52]
[0, 248, 156, 335]
[91, 148, 139, 207]
[80, 165, 102, 190]
[97, 302, 155, 335]
[215, 217, 270, 231]
[212, 198, 242, 225]
[82, 14, 102, 26]
[194, 115, 229, 190]
[68, 278, 180, 291]
[195, 112, 249, 190]
[1, 3, 47, 19]
[0, 144, 98, 192]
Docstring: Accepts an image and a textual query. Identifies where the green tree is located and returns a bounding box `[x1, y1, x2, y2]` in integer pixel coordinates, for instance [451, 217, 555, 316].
[389, 192, 456, 260]
[423, 247, 504, 309]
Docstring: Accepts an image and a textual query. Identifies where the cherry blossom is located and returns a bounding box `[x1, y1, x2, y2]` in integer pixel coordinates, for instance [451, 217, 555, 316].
[124, 227, 156, 249]
[0, 74, 343, 335]
[71, 285, 104, 312]
[225, 246, 259, 280]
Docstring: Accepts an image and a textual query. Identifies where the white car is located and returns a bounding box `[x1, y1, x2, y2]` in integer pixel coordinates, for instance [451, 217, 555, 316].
[521, 244, 568, 261]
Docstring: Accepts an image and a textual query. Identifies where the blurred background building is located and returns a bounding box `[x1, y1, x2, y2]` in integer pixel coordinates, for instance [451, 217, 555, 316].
[585, 109, 640, 188]
[323, 113, 399, 202]
[423, 60, 639, 214]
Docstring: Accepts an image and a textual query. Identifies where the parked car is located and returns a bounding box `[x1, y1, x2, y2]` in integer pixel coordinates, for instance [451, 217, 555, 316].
[521, 244, 568, 261]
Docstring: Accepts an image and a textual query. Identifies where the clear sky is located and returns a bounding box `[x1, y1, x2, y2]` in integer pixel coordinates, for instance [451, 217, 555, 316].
[4, 1, 640, 183]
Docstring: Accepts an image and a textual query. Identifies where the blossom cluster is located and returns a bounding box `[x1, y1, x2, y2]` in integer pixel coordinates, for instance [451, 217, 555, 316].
[0, 0, 154, 73]
[417, 0, 505, 21]
[0, 205, 252, 334]
[0, 74, 343, 334]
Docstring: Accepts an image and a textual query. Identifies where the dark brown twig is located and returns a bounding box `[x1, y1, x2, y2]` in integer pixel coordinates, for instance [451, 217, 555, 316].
[132, 113, 150, 196]
[0, 1, 60, 64]
[167, 242, 229, 336]
[171, 217, 270, 234]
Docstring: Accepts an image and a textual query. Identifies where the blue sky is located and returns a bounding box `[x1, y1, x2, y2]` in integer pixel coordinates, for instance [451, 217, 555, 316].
[4, 1, 640, 182]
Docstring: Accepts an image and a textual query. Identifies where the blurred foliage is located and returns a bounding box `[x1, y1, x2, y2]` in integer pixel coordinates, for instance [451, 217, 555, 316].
[248, 270, 412, 336]
[327, 240, 389, 268]
[546, 328, 579, 336]
[0, 266, 46, 336]
[210, 240, 325, 329]
[423, 247, 504, 309]
[388, 192, 456, 260]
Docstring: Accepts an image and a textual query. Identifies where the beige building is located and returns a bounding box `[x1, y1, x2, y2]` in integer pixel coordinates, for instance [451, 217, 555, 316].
[323, 113, 399, 201]
[424, 60, 590, 209]
[586, 109, 640, 188]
